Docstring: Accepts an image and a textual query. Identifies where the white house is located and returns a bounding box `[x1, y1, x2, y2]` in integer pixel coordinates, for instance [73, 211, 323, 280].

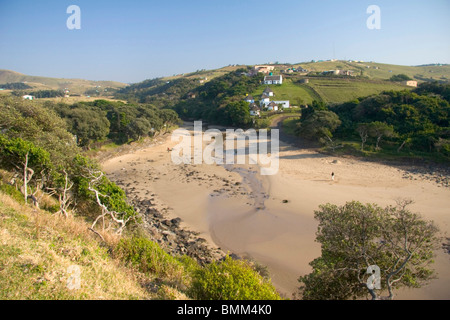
[22, 95, 34, 100]
[263, 87, 274, 97]
[273, 100, 290, 109]
[260, 94, 270, 107]
[266, 101, 279, 111]
[263, 75, 283, 85]
[243, 95, 255, 103]
[249, 103, 261, 116]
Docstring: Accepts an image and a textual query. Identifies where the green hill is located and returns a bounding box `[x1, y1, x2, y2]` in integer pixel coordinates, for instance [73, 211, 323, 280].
[0, 69, 127, 95]
[274, 60, 450, 83]
[249, 76, 410, 106]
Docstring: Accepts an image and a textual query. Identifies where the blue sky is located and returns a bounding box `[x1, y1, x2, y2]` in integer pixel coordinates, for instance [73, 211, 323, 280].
[0, 0, 449, 83]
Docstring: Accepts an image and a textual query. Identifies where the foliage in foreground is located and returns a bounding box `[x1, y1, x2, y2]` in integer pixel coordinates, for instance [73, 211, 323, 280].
[190, 255, 281, 300]
[0, 192, 150, 300]
[298, 200, 440, 300]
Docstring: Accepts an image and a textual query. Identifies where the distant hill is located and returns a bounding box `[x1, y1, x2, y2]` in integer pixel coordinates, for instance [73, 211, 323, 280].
[0, 69, 127, 95]
[285, 61, 450, 83]
[2, 60, 449, 103]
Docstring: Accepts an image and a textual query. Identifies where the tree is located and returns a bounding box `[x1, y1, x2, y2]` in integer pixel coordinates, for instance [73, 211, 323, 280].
[46, 169, 74, 218]
[390, 74, 412, 82]
[126, 118, 151, 141]
[0, 135, 51, 203]
[224, 101, 252, 127]
[84, 170, 137, 235]
[368, 121, 395, 150]
[66, 108, 110, 147]
[356, 123, 370, 151]
[298, 200, 440, 300]
[296, 110, 341, 144]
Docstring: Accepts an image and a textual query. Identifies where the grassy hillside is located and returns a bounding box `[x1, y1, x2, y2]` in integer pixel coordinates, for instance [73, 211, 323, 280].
[0, 69, 127, 95]
[163, 65, 247, 83]
[293, 61, 450, 82]
[0, 191, 156, 300]
[249, 77, 409, 106]
[251, 78, 317, 106]
[306, 78, 408, 104]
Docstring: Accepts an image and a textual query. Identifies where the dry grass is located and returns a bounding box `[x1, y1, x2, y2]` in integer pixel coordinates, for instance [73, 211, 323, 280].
[0, 192, 155, 300]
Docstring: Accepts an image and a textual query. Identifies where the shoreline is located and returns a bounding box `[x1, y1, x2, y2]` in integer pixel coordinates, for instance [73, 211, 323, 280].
[100, 124, 450, 299]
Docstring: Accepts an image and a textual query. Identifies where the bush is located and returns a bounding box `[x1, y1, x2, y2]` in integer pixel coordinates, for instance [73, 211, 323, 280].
[115, 236, 183, 278]
[0, 184, 24, 204]
[189, 255, 281, 300]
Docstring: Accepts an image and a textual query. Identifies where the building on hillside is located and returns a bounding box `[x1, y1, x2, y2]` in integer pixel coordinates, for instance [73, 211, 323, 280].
[263, 75, 283, 85]
[403, 80, 418, 87]
[273, 100, 290, 109]
[249, 103, 261, 116]
[254, 65, 275, 74]
[299, 78, 309, 84]
[322, 70, 340, 76]
[259, 94, 270, 107]
[263, 87, 274, 97]
[340, 70, 355, 76]
[243, 95, 255, 103]
[22, 95, 34, 100]
[266, 101, 279, 111]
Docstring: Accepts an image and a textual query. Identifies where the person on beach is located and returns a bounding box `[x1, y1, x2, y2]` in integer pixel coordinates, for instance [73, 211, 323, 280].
[331, 172, 335, 181]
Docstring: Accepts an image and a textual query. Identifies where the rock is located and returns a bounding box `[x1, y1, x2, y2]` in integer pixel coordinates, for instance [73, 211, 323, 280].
[170, 217, 182, 228]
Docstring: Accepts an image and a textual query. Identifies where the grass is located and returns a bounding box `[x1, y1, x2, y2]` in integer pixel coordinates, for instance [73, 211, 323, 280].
[306, 78, 409, 104]
[282, 117, 300, 136]
[249, 74, 414, 107]
[251, 79, 316, 106]
[0, 69, 127, 95]
[298, 60, 450, 82]
[0, 191, 163, 300]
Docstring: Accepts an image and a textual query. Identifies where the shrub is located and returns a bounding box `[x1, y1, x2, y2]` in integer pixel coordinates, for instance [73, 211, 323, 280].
[115, 236, 183, 279]
[0, 184, 25, 204]
[189, 255, 281, 300]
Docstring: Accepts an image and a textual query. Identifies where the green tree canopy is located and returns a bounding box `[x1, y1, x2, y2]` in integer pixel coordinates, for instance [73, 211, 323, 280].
[390, 74, 412, 82]
[298, 201, 440, 300]
[296, 110, 341, 143]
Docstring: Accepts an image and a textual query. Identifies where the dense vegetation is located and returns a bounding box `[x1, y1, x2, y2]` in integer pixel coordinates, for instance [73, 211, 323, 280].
[44, 99, 180, 147]
[115, 77, 201, 108]
[294, 82, 450, 161]
[389, 73, 413, 82]
[173, 69, 265, 127]
[0, 82, 32, 90]
[0, 96, 142, 230]
[27, 90, 65, 98]
[114, 68, 265, 128]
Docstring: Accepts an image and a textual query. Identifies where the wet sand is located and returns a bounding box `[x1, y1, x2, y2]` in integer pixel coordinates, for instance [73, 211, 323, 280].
[102, 123, 450, 299]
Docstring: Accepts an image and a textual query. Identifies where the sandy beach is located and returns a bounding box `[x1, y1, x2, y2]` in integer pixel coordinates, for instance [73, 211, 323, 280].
[101, 122, 450, 299]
